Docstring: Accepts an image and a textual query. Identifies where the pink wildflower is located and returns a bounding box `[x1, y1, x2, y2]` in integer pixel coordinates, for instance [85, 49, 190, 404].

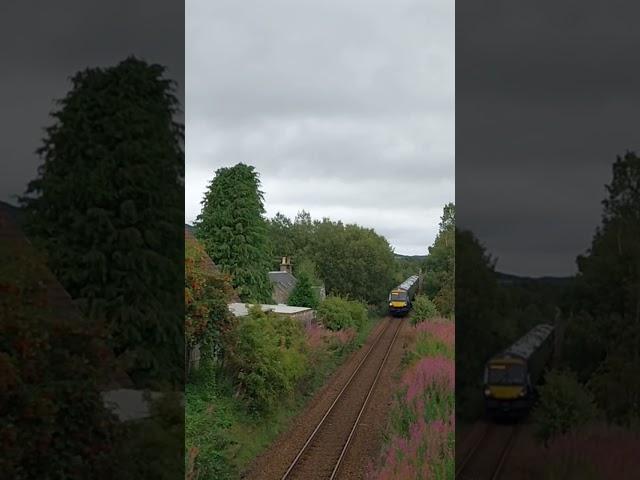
[415, 321, 455, 347]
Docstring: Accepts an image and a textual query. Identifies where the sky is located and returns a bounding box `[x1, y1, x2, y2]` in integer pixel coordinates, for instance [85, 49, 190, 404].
[186, 0, 455, 256]
[456, 0, 640, 277]
[0, 1, 184, 207]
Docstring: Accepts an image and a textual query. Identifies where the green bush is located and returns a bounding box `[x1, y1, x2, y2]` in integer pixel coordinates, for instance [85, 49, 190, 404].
[224, 307, 308, 411]
[316, 296, 367, 331]
[532, 369, 598, 445]
[185, 368, 237, 480]
[411, 294, 440, 324]
[287, 271, 319, 308]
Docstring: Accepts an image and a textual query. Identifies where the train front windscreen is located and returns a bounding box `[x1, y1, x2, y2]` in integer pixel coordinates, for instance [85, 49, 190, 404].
[389, 291, 408, 301]
[486, 363, 526, 385]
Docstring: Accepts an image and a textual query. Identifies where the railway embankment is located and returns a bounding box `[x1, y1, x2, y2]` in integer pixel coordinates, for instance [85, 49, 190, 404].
[186, 301, 381, 480]
[243, 316, 411, 480]
[367, 317, 455, 479]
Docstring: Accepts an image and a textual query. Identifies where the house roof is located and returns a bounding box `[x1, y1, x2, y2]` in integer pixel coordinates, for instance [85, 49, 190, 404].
[228, 302, 311, 317]
[268, 270, 297, 291]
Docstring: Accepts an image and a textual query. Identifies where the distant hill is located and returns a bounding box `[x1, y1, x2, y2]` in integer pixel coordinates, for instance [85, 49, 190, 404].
[395, 254, 427, 262]
[495, 271, 573, 287]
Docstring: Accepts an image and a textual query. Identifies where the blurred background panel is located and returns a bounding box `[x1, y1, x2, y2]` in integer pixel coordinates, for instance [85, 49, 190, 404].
[0, 2, 184, 478]
[456, 1, 640, 478]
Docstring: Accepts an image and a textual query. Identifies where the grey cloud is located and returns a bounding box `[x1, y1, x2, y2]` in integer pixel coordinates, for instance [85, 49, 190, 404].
[186, 0, 454, 255]
[0, 1, 184, 205]
[457, 0, 640, 276]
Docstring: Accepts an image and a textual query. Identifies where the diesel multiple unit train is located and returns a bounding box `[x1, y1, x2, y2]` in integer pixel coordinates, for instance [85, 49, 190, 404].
[388, 275, 420, 316]
[483, 324, 555, 418]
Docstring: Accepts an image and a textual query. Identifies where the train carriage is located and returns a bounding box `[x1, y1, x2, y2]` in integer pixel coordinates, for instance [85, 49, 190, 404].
[388, 274, 419, 316]
[483, 324, 554, 418]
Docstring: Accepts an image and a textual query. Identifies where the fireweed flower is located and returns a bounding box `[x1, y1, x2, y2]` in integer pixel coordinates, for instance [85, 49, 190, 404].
[415, 321, 455, 348]
[369, 319, 455, 479]
[403, 357, 454, 404]
[518, 425, 640, 479]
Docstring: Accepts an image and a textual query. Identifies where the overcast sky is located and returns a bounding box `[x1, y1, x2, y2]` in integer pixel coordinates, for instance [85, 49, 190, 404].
[0, 1, 184, 208]
[186, 0, 454, 255]
[457, 0, 640, 276]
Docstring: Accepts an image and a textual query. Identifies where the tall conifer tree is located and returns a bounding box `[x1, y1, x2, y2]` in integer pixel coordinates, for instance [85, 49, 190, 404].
[21, 57, 184, 386]
[195, 163, 273, 303]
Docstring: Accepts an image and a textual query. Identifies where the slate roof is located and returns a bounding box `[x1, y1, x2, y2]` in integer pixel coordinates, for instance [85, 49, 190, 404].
[268, 270, 297, 291]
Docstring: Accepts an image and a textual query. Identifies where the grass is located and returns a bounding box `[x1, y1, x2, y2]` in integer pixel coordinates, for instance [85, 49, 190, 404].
[186, 315, 382, 480]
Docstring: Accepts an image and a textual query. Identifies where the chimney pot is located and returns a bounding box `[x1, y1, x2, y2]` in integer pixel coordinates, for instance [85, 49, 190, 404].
[280, 256, 292, 273]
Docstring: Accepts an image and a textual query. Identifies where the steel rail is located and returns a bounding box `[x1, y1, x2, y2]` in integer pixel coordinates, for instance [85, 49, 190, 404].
[455, 423, 490, 478]
[491, 426, 518, 480]
[280, 318, 399, 480]
[329, 319, 403, 479]
[455, 424, 518, 480]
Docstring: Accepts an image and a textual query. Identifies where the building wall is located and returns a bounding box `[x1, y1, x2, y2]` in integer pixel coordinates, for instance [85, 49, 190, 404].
[287, 309, 315, 327]
[272, 284, 291, 304]
[313, 286, 326, 302]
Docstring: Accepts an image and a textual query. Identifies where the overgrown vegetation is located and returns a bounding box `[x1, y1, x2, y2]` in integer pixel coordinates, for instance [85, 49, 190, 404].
[411, 294, 440, 324]
[0, 239, 119, 479]
[186, 312, 376, 479]
[224, 308, 308, 411]
[533, 370, 598, 445]
[316, 296, 368, 331]
[369, 319, 455, 479]
[514, 425, 640, 479]
[287, 271, 319, 309]
[185, 231, 236, 367]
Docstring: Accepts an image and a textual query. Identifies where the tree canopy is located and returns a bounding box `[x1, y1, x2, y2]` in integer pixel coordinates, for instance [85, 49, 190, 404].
[195, 163, 273, 303]
[564, 151, 640, 425]
[423, 203, 455, 316]
[287, 271, 319, 309]
[267, 212, 396, 304]
[21, 57, 184, 386]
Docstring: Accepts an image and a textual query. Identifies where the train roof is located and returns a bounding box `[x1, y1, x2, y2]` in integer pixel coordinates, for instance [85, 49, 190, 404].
[393, 274, 419, 292]
[497, 324, 554, 362]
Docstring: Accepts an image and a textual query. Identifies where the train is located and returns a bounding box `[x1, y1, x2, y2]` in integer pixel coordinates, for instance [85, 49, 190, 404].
[388, 275, 420, 316]
[483, 324, 554, 418]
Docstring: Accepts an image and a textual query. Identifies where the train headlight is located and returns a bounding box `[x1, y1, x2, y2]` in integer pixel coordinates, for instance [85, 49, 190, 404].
[483, 387, 491, 397]
[518, 387, 527, 397]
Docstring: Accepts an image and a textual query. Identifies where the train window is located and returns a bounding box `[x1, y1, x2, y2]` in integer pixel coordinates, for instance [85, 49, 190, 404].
[487, 364, 526, 385]
[390, 292, 407, 301]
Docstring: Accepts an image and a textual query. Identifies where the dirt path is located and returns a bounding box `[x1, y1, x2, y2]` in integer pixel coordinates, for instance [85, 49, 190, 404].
[243, 317, 411, 480]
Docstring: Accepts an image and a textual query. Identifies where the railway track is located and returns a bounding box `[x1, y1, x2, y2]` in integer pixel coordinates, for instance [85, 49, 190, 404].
[456, 423, 518, 480]
[280, 317, 403, 480]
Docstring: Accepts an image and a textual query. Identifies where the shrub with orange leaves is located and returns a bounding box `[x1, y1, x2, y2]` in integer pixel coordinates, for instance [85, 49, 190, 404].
[185, 233, 235, 364]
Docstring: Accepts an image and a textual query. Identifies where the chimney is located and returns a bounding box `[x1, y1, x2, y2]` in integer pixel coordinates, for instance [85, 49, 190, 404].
[280, 256, 292, 274]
